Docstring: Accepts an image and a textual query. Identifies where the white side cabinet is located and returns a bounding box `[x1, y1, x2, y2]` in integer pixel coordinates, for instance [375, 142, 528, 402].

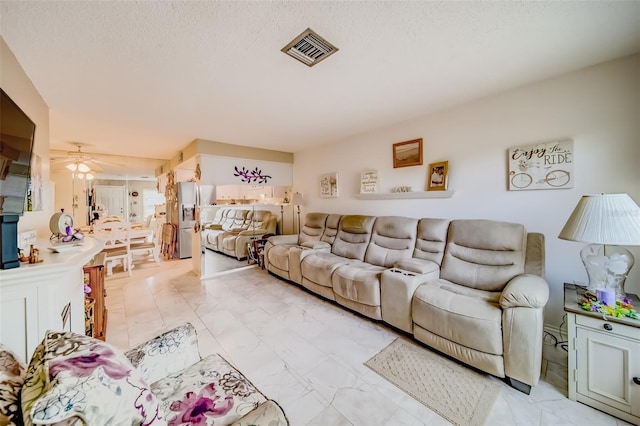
[0, 237, 104, 362]
[565, 284, 640, 424]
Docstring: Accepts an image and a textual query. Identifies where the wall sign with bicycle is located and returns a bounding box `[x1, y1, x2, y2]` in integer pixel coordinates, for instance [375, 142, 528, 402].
[508, 139, 573, 191]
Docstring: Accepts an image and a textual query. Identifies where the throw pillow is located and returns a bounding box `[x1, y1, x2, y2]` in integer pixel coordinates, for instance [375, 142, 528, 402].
[21, 330, 165, 425]
[151, 354, 267, 426]
[0, 344, 26, 425]
[124, 323, 200, 386]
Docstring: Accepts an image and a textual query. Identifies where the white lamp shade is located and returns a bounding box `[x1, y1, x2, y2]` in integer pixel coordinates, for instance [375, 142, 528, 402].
[66, 163, 78, 171]
[85, 172, 94, 180]
[292, 192, 305, 206]
[77, 163, 90, 173]
[558, 193, 640, 245]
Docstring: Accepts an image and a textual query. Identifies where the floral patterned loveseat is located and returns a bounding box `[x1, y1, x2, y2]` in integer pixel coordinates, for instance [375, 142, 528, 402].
[0, 323, 288, 425]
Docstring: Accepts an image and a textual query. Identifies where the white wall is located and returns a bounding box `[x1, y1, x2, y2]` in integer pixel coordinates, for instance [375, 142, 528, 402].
[293, 54, 640, 328]
[199, 155, 293, 186]
[1, 36, 52, 238]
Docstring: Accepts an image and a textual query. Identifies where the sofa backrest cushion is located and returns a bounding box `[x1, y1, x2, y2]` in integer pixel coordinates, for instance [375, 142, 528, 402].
[228, 209, 249, 230]
[441, 219, 527, 291]
[331, 215, 376, 260]
[321, 214, 342, 244]
[365, 216, 418, 267]
[219, 209, 236, 230]
[299, 212, 328, 245]
[213, 208, 227, 224]
[247, 210, 272, 231]
[413, 218, 450, 265]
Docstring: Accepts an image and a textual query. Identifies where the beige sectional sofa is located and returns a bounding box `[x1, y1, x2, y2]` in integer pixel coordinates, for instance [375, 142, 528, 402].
[264, 212, 549, 394]
[202, 208, 277, 259]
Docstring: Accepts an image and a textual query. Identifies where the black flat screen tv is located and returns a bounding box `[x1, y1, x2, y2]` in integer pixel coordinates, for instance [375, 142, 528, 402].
[0, 88, 36, 216]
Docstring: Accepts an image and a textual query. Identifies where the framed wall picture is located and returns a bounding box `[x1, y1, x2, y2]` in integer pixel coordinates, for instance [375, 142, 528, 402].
[360, 169, 379, 194]
[427, 161, 448, 191]
[508, 139, 573, 190]
[393, 138, 423, 168]
[320, 172, 339, 198]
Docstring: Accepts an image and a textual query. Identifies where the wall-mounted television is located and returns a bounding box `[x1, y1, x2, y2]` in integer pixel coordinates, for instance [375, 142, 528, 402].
[0, 88, 36, 216]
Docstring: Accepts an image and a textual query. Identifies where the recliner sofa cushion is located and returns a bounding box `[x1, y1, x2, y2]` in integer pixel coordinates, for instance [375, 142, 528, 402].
[364, 216, 417, 267]
[300, 252, 353, 288]
[331, 215, 376, 260]
[412, 279, 503, 355]
[332, 263, 386, 307]
[413, 218, 450, 264]
[298, 213, 329, 245]
[440, 219, 526, 292]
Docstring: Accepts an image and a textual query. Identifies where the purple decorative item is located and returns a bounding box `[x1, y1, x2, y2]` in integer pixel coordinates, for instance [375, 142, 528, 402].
[233, 166, 272, 184]
[596, 288, 616, 306]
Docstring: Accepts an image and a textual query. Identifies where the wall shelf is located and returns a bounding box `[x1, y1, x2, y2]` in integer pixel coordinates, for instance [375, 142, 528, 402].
[355, 191, 455, 200]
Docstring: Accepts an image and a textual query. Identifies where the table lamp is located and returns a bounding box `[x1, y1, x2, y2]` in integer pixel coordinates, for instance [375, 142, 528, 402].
[292, 192, 305, 234]
[558, 193, 640, 300]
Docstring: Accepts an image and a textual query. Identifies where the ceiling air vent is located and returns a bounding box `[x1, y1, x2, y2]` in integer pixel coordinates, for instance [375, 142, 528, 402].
[281, 28, 338, 67]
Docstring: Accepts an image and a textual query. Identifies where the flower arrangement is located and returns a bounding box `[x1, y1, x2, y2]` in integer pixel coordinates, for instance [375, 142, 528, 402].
[580, 295, 638, 320]
[83, 284, 92, 295]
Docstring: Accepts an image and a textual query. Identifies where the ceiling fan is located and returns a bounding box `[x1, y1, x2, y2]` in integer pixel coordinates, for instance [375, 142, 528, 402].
[51, 143, 124, 178]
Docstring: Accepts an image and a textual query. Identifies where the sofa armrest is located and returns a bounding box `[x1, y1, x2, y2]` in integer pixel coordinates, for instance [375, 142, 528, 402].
[501, 275, 549, 387]
[394, 258, 439, 275]
[500, 274, 549, 309]
[229, 400, 289, 426]
[206, 224, 223, 230]
[237, 228, 270, 238]
[124, 323, 201, 385]
[300, 241, 331, 250]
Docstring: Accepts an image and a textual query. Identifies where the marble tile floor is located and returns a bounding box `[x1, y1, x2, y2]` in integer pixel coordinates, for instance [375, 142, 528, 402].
[104, 258, 632, 425]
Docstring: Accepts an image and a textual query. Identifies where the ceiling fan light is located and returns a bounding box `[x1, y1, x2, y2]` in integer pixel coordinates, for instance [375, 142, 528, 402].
[78, 163, 90, 173]
[66, 163, 78, 171]
[77, 173, 85, 179]
[85, 172, 94, 180]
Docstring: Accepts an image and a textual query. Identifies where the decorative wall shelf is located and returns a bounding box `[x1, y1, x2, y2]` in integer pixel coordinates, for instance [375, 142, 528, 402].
[355, 191, 455, 200]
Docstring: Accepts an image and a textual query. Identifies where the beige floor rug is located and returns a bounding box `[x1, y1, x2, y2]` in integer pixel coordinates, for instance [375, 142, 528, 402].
[365, 338, 501, 426]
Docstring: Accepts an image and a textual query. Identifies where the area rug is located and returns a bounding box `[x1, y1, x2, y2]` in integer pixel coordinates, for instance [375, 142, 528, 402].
[364, 338, 501, 426]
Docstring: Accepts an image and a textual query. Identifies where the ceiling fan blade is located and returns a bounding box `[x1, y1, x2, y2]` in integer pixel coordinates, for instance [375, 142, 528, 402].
[87, 158, 125, 168]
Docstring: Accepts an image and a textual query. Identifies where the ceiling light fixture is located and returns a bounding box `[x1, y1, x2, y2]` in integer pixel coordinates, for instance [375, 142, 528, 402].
[66, 161, 91, 173]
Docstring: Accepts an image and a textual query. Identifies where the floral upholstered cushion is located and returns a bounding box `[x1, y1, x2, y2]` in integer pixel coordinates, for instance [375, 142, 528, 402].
[125, 323, 201, 385]
[0, 344, 26, 425]
[229, 400, 289, 426]
[20, 330, 165, 425]
[151, 354, 268, 426]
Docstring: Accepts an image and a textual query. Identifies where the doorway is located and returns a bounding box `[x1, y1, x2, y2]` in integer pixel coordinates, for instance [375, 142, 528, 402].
[93, 185, 126, 220]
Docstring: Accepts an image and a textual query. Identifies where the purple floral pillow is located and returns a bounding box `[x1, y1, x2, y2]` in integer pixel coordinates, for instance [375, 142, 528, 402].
[20, 330, 166, 425]
[0, 344, 26, 425]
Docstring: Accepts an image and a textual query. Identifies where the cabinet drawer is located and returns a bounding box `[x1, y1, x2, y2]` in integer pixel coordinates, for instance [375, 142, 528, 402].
[576, 315, 638, 340]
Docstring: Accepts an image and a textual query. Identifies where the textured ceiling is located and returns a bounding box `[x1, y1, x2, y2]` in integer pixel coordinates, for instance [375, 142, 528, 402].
[1, 1, 639, 167]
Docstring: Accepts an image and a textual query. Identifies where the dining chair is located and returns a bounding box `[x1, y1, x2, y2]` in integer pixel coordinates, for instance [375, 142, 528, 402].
[94, 222, 132, 276]
[130, 224, 161, 267]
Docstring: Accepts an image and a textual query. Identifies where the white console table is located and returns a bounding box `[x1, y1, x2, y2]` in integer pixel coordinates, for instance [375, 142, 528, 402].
[0, 237, 104, 362]
[564, 283, 640, 424]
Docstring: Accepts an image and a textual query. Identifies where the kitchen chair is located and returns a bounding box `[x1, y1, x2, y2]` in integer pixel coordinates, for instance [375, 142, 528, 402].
[94, 222, 132, 276]
[130, 225, 161, 267]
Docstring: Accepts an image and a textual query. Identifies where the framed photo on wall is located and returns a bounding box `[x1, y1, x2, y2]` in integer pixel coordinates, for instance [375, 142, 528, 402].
[427, 161, 448, 191]
[320, 172, 339, 198]
[393, 138, 423, 168]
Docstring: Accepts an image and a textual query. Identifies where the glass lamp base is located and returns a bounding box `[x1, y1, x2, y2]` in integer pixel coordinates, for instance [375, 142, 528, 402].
[580, 244, 634, 301]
